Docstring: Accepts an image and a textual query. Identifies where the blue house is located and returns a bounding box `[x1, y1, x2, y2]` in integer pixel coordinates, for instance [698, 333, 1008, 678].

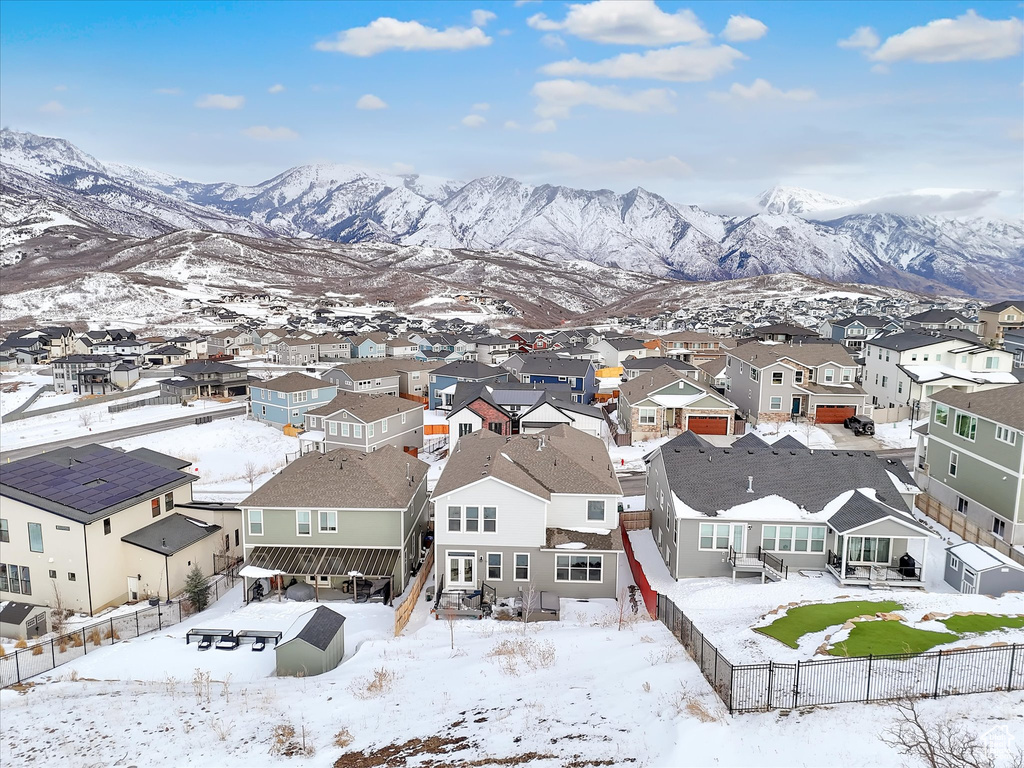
[429, 361, 509, 410]
[819, 315, 901, 352]
[517, 356, 598, 404]
[250, 372, 338, 428]
[350, 333, 388, 359]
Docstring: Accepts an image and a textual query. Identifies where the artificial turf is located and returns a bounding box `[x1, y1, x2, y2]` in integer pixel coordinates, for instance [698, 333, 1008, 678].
[828, 620, 957, 657]
[755, 600, 904, 648]
[940, 614, 1024, 635]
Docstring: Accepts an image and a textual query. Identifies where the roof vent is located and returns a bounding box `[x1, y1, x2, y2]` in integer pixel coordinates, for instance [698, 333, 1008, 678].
[746, 476, 754, 493]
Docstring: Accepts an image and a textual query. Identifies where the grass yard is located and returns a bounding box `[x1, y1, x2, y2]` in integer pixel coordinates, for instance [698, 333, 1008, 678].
[756, 600, 903, 648]
[941, 614, 1024, 635]
[829, 621, 957, 657]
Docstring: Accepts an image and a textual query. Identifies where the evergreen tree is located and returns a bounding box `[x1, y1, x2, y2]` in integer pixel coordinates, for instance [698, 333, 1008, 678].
[183, 564, 212, 612]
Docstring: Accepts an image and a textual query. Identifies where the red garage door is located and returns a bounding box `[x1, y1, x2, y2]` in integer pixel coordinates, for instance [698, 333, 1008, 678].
[814, 405, 857, 424]
[687, 416, 730, 435]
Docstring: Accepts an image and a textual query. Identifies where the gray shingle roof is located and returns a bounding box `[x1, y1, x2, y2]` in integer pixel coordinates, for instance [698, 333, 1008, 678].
[305, 390, 422, 422]
[255, 372, 330, 393]
[433, 360, 506, 379]
[827, 491, 931, 534]
[0, 601, 40, 626]
[519, 357, 594, 377]
[623, 357, 697, 373]
[282, 606, 345, 651]
[241, 445, 427, 510]
[868, 331, 959, 352]
[931, 383, 1024, 431]
[729, 341, 857, 367]
[120, 512, 221, 555]
[731, 433, 771, 449]
[546, 526, 622, 552]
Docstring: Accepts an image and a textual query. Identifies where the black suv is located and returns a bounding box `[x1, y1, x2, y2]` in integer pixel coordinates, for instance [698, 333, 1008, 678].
[844, 415, 875, 436]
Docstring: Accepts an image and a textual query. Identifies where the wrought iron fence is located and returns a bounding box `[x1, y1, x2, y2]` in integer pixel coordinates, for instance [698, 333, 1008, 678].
[656, 593, 1023, 714]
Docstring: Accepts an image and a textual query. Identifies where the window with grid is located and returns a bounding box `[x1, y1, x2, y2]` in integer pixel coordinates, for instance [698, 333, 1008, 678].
[555, 554, 601, 582]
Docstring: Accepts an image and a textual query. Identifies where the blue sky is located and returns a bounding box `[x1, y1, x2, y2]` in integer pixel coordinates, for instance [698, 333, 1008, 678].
[1, 0, 1021, 217]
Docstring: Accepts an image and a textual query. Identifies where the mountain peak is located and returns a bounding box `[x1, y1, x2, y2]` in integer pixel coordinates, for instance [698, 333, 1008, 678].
[757, 185, 856, 216]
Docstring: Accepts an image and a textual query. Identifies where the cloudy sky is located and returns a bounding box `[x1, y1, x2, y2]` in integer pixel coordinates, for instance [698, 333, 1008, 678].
[2, 0, 1021, 217]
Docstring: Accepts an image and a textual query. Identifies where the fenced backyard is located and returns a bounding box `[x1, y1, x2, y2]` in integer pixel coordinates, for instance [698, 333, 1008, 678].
[394, 548, 434, 636]
[0, 571, 239, 688]
[656, 593, 1024, 714]
[916, 493, 1024, 567]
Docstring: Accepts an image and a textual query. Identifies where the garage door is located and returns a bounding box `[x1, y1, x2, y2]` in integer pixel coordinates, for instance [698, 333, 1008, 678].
[814, 405, 857, 424]
[687, 416, 730, 435]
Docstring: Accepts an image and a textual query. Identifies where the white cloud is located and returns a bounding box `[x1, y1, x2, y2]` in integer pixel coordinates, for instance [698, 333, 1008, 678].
[53, 84, 68, 92]
[242, 126, 299, 141]
[195, 94, 245, 110]
[268, 84, 286, 94]
[504, 120, 521, 130]
[390, 161, 415, 174]
[527, 0, 709, 45]
[541, 33, 567, 49]
[710, 79, 817, 103]
[541, 150, 693, 179]
[532, 79, 675, 119]
[38, 100, 66, 115]
[838, 26, 880, 50]
[356, 94, 388, 110]
[471, 102, 490, 112]
[870, 11, 1023, 63]
[821, 189, 1003, 217]
[471, 9, 496, 27]
[154, 87, 182, 95]
[462, 114, 487, 128]
[540, 44, 744, 82]
[721, 15, 767, 42]
[314, 17, 492, 56]
[532, 119, 558, 133]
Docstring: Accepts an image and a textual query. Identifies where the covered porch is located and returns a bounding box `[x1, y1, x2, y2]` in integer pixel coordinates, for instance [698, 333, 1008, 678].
[243, 545, 400, 604]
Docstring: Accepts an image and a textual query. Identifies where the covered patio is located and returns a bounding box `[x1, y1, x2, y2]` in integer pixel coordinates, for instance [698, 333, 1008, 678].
[243, 545, 400, 604]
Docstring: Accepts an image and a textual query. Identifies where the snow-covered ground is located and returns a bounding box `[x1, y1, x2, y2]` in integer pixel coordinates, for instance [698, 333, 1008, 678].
[874, 418, 927, 450]
[106, 415, 299, 502]
[2, 584, 1021, 767]
[754, 420, 835, 449]
[0, 369, 52, 415]
[609, 435, 671, 472]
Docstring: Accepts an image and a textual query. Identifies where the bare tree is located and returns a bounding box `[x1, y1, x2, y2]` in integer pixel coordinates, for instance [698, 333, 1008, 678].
[519, 584, 537, 633]
[441, 606, 457, 651]
[78, 410, 95, 428]
[50, 579, 70, 635]
[242, 460, 264, 491]
[880, 698, 1022, 768]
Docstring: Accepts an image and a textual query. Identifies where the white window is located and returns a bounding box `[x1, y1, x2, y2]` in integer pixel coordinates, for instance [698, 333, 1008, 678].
[823, 368, 835, 383]
[401, 412, 407, 424]
[341, 422, 350, 437]
[555, 554, 602, 582]
[367, 423, 374, 438]
[486, 553, 502, 580]
[985, 356, 999, 369]
[465, 506, 479, 532]
[898, 381, 904, 394]
[762, 525, 825, 553]
[381, 418, 388, 433]
[771, 371, 784, 385]
[948, 555, 960, 570]
[484, 507, 496, 532]
[319, 510, 338, 533]
[293, 391, 308, 404]
[328, 421, 337, 436]
[995, 425, 1017, 445]
[954, 413, 977, 441]
[587, 500, 606, 521]
[447, 506, 461, 532]
[795, 371, 804, 384]
[841, 369, 853, 383]
[957, 496, 969, 515]
[750, 367, 760, 382]
[769, 396, 783, 411]
[639, 408, 657, 426]
[949, 451, 958, 477]
[881, 375, 888, 388]
[698, 523, 743, 552]
[353, 424, 363, 438]
[935, 404, 948, 426]
[846, 536, 890, 564]
[296, 510, 311, 536]
[248, 509, 263, 536]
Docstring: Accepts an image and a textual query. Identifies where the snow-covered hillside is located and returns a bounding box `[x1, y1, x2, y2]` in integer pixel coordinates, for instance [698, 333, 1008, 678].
[2, 128, 1022, 296]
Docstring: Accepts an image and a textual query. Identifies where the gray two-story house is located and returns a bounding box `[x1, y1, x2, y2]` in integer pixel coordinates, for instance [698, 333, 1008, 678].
[158, 360, 251, 399]
[301, 391, 424, 454]
[323, 360, 401, 396]
[915, 384, 1024, 545]
[240, 445, 430, 597]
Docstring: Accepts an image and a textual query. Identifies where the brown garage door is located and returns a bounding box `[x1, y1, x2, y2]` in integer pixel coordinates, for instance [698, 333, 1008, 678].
[687, 416, 730, 435]
[814, 405, 857, 424]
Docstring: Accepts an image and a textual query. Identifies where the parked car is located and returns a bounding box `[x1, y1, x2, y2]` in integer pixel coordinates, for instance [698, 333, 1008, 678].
[844, 415, 876, 436]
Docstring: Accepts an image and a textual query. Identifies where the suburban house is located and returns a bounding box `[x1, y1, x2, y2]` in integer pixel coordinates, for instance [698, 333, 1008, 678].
[660, 332, 730, 365]
[819, 315, 901, 351]
[1004, 328, 1024, 369]
[431, 426, 624, 603]
[592, 336, 653, 367]
[645, 435, 931, 585]
[0, 444, 241, 615]
[386, 337, 420, 358]
[51, 354, 141, 395]
[517, 394, 607, 440]
[350, 333, 388, 359]
[240, 446, 429, 597]
[903, 309, 983, 335]
[429, 361, 510, 410]
[158, 360, 251, 399]
[914, 385, 1023, 545]
[250, 373, 338, 428]
[323, 360, 401, 396]
[393, 361, 442, 401]
[517, 356, 598, 404]
[269, 336, 321, 366]
[750, 323, 818, 343]
[622, 357, 699, 381]
[207, 329, 253, 357]
[724, 341, 870, 424]
[617, 365, 739, 439]
[300, 391, 425, 454]
[862, 332, 1016, 411]
[473, 336, 518, 365]
[979, 301, 1024, 345]
[943, 542, 1024, 596]
[144, 344, 191, 367]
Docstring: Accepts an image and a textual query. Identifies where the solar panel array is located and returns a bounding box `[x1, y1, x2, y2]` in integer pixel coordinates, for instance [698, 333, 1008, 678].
[1, 449, 186, 515]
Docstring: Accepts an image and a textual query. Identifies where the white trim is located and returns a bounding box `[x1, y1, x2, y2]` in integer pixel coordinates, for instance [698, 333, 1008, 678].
[513, 552, 531, 582]
[832, 515, 936, 537]
[928, 433, 1017, 473]
[432, 475, 550, 504]
[553, 552, 604, 583]
[318, 510, 338, 533]
[486, 552, 503, 581]
[247, 509, 263, 537]
[296, 509, 311, 537]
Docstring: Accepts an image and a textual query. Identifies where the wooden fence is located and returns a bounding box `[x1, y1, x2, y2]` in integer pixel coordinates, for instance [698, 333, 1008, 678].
[916, 494, 1024, 567]
[394, 547, 434, 636]
[424, 424, 449, 436]
[399, 393, 429, 407]
[620, 510, 652, 531]
[620, 522, 657, 619]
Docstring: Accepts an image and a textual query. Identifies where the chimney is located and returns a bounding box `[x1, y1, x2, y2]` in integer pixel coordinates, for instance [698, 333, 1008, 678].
[746, 476, 754, 494]
[161, 537, 167, 548]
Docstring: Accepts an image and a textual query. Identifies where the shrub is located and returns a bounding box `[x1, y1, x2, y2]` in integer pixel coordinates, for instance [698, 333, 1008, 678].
[104, 626, 120, 640]
[88, 628, 103, 646]
[14, 638, 27, 649]
[71, 633, 83, 648]
[32, 643, 44, 656]
[0, 645, 6, 658]
[333, 728, 353, 748]
[349, 667, 396, 700]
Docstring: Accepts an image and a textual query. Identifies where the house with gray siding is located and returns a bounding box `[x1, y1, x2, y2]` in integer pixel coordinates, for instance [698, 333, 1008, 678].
[431, 425, 623, 603]
[323, 360, 401, 396]
[618, 365, 738, 440]
[240, 445, 429, 597]
[250, 372, 338, 428]
[301, 391, 424, 454]
[943, 542, 1024, 596]
[914, 384, 1024, 545]
[645, 434, 932, 586]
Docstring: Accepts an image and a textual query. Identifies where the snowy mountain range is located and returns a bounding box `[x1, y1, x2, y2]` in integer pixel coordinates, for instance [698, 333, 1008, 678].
[2, 128, 1022, 297]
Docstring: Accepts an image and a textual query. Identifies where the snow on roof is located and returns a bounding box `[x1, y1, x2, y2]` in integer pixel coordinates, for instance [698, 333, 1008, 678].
[674, 487, 884, 523]
[299, 430, 325, 442]
[649, 393, 704, 408]
[239, 564, 284, 579]
[555, 542, 587, 549]
[947, 542, 1024, 572]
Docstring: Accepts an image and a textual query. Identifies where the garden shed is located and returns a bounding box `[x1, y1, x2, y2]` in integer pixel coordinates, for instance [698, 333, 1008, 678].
[275, 606, 346, 677]
[944, 542, 1024, 596]
[0, 601, 48, 640]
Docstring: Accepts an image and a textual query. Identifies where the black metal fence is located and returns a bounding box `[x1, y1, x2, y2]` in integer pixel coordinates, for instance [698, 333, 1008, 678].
[656, 593, 1023, 714]
[0, 572, 239, 688]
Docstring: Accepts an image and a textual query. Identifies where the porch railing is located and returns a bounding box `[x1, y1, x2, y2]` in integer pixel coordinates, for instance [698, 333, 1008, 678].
[827, 549, 923, 582]
[728, 547, 789, 580]
[435, 581, 496, 616]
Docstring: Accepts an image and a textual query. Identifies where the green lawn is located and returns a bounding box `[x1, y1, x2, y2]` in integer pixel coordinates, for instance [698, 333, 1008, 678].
[829, 621, 957, 657]
[755, 600, 904, 648]
[941, 614, 1024, 635]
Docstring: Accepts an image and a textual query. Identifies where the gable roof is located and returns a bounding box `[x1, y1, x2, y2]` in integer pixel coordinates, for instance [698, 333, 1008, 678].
[327, 360, 403, 382]
[982, 301, 1024, 313]
[827, 491, 932, 534]
[242, 445, 427, 510]
[931, 383, 1024, 431]
[728, 341, 857, 368]
[281, 606, 345, 651]
[519, 356, 595, 377]
[433, 360, 505, 379]
[433, 425, 621, 499]
[730, 433, 770, 449]
[254, 372, 330, 393]
[945, 541, 1024, 572]
[305, 390, 422, 422]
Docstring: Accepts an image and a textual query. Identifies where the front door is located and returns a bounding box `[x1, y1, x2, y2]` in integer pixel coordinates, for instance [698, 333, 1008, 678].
[127, 576, 140, 602]
[447, 551, 476, 589]
[962, 568, 978, 594]
[791, 396, 801, 415]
